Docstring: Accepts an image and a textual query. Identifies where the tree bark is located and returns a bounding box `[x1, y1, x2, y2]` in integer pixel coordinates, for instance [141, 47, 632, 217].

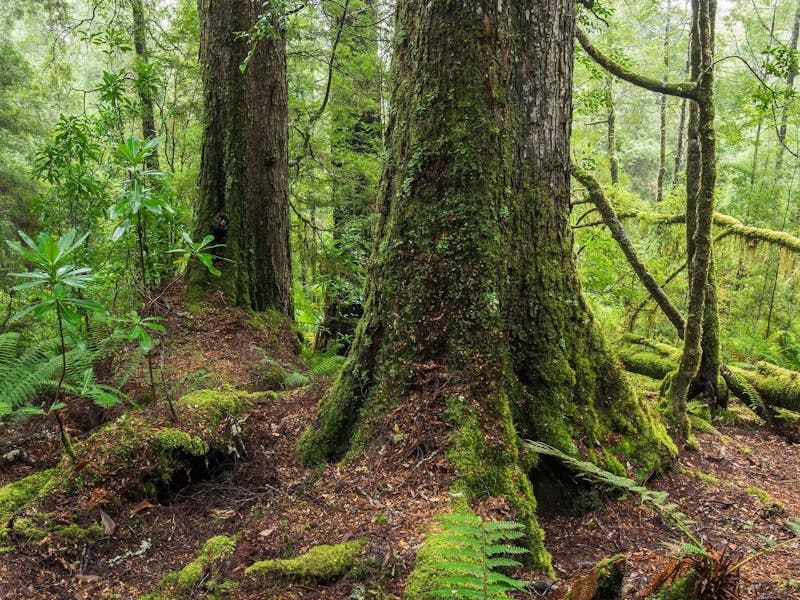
[667, 0, 718, 438]
[300, 0, 673, 566]
[606, 77, 620, 185]
[189, 0, 293, 316]
[656, 10, 671, 203]
[128, 0, 159, 156]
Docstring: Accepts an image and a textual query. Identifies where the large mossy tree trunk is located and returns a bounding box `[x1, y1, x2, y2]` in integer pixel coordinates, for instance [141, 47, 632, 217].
[299, 0, 673, 569]
[188, 0, 293, 316]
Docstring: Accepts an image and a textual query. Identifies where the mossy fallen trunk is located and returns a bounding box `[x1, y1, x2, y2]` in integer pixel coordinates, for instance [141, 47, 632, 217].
[740, 362, 800, 411]
[620, 337, 800, 414]
[245, 539, 368, 584]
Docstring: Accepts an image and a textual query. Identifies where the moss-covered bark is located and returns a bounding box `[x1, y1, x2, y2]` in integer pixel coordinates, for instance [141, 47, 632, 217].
[667, 0, 718, 439]
[299, 0, 672, 571]
[189, 0, 293, 315]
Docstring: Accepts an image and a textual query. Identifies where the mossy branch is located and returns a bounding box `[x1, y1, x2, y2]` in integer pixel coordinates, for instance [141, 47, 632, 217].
[615, 209, 800, 254]
[572, 165, 685, 337]
[575, 27, 697, 100]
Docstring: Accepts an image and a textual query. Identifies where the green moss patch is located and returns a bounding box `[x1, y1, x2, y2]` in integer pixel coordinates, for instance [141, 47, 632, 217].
[3, 514, 104, 544]
[0, 469, 56, 523]
[139, 535, 238, 600]
[245, 538, 368, 584]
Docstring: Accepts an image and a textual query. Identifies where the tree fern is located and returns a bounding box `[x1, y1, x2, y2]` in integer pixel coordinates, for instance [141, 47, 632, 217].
[429, 512, 528, 599]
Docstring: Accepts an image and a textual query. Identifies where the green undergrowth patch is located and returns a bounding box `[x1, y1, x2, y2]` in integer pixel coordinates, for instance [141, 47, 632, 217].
[54, 388, 253, 494]
[403, 509, 530, 600]
[139, 535, 238, 600]
[1, 389, 256, 542]
[688, 413, 717, 434]
[245, 538, 369, 584]
[2, 513, 104, 546]
[0, 469, 57, 523]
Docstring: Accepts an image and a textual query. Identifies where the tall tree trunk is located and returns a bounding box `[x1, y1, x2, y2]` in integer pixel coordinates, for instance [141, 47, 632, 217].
[656, 11, 671, 203]
[673, 94, 688, 186]
[299, 0, 672, 565]
[128, 0, 159, 159]
[669, 0, 718, 436]
[189, 0, 293, 316]
[315, 0, 381, 353]
[607, 77, 620, 185]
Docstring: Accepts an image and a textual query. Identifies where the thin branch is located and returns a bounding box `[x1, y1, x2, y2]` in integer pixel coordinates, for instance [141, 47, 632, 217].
[572, 164, 686, 337]
[576, 26, 698, 100]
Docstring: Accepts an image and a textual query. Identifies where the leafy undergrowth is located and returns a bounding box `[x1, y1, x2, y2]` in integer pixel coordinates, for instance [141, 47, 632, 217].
[0, 287, 799, 599]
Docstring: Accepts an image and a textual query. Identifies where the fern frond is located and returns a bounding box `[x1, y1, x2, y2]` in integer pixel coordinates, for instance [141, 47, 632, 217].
[424, 511, 529, 599]
[525, 440, 699, 544]
[486, 544, 527, 555]
[485, 557, 524, 569]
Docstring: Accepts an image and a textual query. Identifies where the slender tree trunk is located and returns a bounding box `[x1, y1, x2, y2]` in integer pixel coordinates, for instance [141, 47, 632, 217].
[607, 77, 620, 185]
[128, 0, 159, 163]
[673, 95, 688, 186]
[656, 11, 671, 203]
[669, 0, 718, 437]
[189, 0, 293, 316]
[300, 0, 672, 566]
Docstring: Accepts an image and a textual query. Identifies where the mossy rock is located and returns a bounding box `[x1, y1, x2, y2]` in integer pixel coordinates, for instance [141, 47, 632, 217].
[245, 538, 368, 584]
[139, 535, 238, 600]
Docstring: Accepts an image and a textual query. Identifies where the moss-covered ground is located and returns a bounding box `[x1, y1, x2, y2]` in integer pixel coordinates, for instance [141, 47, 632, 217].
[0, 284, 798, 599]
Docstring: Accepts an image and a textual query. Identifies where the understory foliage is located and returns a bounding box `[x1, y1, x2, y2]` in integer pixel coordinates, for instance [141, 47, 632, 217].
[528, 441, 800, 599]
[408, 512, 528, 600]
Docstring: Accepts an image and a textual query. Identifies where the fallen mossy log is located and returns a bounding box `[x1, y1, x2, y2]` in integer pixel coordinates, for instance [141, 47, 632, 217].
[719, 364, 775, 427]
[619, 336, 800, 414]
[617, 335, 678, 380]
[739, 362, 800, 411]
[720, 365, 800, 442]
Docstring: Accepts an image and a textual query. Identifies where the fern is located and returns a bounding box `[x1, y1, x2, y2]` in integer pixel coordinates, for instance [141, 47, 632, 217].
[429, 512, 528, 599]
[0, 329, 132, 416]
[525, 441, 698, 544]
[309, 353, 346, 377]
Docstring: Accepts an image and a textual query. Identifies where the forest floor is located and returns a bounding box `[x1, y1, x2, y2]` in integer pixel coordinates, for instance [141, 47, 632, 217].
[0, 284, 798, 599]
